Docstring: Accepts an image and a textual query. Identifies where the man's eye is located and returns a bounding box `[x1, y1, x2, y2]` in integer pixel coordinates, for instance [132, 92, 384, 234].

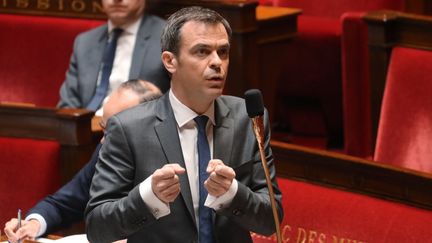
[218, 49, 229, 59]
[196, 49, 209, 56]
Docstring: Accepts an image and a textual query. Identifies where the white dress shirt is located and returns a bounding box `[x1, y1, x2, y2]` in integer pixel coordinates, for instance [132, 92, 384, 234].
[139, 90, 238, 227]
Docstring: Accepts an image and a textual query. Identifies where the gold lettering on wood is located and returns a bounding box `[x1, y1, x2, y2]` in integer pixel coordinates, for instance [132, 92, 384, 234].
[37, 0, 50, 10]
[92, 0, 103, 13]
[16, 0, 29, 8]
[71, 0, 85, 12]
[59, 0, 64, 10]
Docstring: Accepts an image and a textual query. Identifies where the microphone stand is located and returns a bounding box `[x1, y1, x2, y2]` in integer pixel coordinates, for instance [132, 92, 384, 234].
[251, 116, 282, 243]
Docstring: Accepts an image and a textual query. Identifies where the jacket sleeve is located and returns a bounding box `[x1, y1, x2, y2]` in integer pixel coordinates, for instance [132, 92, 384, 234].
[27, 144, 101, 234]
[85, 116, 157, 243]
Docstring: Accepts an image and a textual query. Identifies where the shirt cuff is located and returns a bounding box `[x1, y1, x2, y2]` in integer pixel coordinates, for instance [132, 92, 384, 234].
[204, 179, 238, 210]
[139, 175, 170, 219]
[25, 213, 46, 237]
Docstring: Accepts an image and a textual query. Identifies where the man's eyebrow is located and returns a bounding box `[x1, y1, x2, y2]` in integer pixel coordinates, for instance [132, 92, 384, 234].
[219, 43, 230, 50]
[191, 42, 230, 50]
[191, 43, 211, 50]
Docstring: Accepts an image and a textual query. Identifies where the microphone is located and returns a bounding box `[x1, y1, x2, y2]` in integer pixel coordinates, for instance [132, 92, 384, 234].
[245, 89, 282, 243]
[245, 89, 265, 154]
[245, 89, 264, 118]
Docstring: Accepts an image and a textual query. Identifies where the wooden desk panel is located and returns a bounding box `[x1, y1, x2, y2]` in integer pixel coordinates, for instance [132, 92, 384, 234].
[0, 105, 96, 184]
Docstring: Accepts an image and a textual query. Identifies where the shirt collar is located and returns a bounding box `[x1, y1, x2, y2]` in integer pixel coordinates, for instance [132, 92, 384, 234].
[107, 17, 142, 35]
[169, 89, 215, 128]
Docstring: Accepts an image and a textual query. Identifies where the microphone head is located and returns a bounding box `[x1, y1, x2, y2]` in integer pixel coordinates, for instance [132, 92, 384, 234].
[244, 89, 264, 118]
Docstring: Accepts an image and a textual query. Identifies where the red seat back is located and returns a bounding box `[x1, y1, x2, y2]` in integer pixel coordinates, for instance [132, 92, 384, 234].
[0, 14, 104, 106]
[374, 47, 432, 173]
[0, 137, 61, 225]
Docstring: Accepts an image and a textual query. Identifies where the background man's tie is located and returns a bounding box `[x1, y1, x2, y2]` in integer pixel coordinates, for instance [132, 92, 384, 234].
[87, 28, 123, 111]
[194, 115, 215, 243]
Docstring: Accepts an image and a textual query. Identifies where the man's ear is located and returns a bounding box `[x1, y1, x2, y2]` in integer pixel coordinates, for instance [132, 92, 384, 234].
[161, 51, 177, 74]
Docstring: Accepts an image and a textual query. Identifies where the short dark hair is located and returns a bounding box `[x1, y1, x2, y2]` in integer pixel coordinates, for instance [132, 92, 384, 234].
[119, 79, 162, 103]
[161, 6, 232, 56]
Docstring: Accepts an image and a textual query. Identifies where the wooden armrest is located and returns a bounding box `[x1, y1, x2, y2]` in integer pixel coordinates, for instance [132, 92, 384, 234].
[0, 105, 94, 145]
[0, 101, 35, 107]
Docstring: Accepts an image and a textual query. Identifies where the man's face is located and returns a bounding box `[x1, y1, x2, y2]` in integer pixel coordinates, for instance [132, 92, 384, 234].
[102, 0, 145, 26]
[167, 21, 230, 108]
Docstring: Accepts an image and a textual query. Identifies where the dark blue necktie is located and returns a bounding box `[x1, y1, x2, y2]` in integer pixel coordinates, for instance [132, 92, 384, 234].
[87, 28, 123, 111]
[194, 115, 214, 243]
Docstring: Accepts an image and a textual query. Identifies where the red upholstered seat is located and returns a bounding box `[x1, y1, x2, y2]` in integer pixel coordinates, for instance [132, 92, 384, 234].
[260, 0, 404, 149]
[252, 178, 432, 242]
[0, 14, 104, 106]
[0, 137, 60, 226]
[0, 14, 102, 227]
[374, 47, 432, 173]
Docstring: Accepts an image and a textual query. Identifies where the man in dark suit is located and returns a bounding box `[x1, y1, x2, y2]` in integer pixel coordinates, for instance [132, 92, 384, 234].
[86, 6, 283, 243]
[58, 0, 170, 115]
[3, 80, 162, 243]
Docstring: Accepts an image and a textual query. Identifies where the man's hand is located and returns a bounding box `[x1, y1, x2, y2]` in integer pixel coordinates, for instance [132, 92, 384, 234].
[4, 218, 40, 243]
[151, 164, 185, 203]
[205, 159, 236, 197]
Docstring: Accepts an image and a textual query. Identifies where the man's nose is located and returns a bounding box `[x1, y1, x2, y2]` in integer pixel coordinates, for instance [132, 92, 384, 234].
[209, 51, 222, 70]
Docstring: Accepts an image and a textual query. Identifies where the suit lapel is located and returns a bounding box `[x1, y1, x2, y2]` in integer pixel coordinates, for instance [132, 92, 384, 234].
[84, 26, 107, 98]
[154, 95, 196, 225]
[87, 25, 108, 88]
[213, 98, 234, 168]
[129, 16, 151, 78]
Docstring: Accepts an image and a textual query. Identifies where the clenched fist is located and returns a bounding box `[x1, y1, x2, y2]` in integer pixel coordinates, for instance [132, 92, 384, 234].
[151, 163, 185, 203]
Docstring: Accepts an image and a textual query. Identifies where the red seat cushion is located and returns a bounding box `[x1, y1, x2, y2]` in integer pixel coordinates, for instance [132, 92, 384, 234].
[252, 178, 432, 242]
[374, 47, 432, 173]
[0, 137, 60, 226]
[0, 14, 104, 106]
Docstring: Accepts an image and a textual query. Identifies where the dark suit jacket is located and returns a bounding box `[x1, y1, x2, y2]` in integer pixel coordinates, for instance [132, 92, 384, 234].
[58, 14, 170, 108]
[85, 94, 283, 243]
[27, 144, 101, 234]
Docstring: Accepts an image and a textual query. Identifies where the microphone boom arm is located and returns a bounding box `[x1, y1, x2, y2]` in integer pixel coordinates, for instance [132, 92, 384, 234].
[251, 116, 282, 243]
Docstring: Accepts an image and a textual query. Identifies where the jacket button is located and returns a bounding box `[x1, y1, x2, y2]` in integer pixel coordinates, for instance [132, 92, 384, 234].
[232, 208, 242, 216]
